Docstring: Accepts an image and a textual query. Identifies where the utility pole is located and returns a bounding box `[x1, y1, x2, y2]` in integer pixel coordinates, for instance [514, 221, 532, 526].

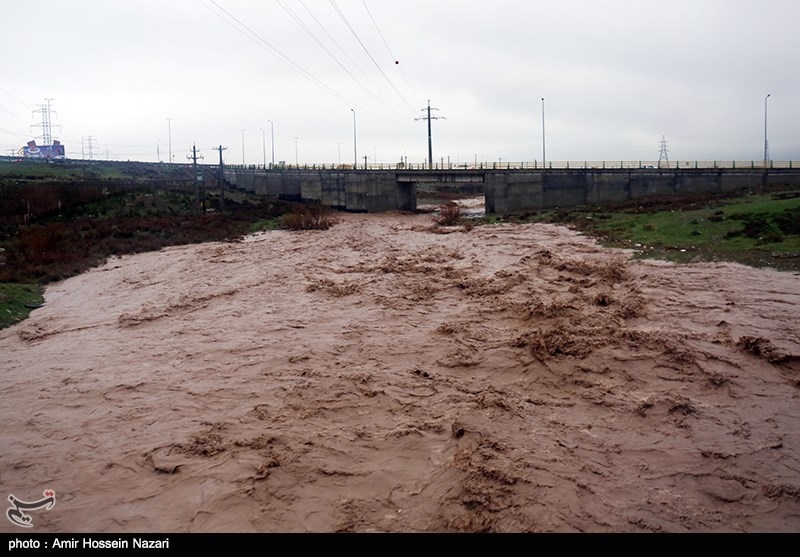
[764, 93, 771, 165]
[415, 100, 444, 170]
[187, 143, 204, 213]
[214, 145, 227, 212]
[166, 117, 173, 164]
[268, 120, 275, 168]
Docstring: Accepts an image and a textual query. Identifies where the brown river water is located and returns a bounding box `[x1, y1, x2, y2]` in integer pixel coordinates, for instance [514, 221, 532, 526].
[1, 207, 799, 532]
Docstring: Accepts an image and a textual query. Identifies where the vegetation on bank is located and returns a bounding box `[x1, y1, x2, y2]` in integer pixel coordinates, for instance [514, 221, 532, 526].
[480, 185, 800, 272]
[0, 283, 44, 329]
[0, 161, 335, 328]
[0, 158, 196, 181]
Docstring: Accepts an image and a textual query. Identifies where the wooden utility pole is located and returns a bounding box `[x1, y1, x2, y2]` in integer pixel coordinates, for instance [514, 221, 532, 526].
[214, 145, 227, 212]
[188, 143, 204, 213]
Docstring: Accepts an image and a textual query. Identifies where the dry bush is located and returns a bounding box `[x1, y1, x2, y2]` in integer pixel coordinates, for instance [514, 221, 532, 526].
[434, 202, 462, 226]
[278, 204, 339, 231]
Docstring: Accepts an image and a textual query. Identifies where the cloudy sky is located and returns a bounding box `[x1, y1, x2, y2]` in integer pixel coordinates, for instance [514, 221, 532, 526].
[1, 0, 797, 166]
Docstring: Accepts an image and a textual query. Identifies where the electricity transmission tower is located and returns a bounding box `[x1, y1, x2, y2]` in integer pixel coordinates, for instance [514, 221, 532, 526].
[82, 136, 96, 160]
[415, 100, 445, 169]
[657, 135, 669, 168]
[31, 98, 59, 146]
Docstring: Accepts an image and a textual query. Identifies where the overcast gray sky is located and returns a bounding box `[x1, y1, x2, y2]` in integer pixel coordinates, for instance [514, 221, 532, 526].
[1, 0, 797, 166]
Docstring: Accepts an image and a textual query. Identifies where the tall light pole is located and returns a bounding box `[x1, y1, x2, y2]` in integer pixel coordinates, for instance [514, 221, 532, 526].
[541, 98, 546, 167]
[268, 120, 275, 168]
[351, 108, 357, 168]
[764, 93, 771, 165]
[260, 127, 266, 168]
[294, 137, 299, 166]
[241, 128, 246, 165]
[166, 117, 173, 163]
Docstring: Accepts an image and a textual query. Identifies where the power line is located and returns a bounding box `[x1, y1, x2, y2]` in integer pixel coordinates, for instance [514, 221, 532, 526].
[0, 87, 30, 123]
[361, 0, 395, 62]
[199, 1, 369, 116]
[298, 0, 380, 89]
[199, 1, 348, 105]
[0, 87, 29, 108]
[360, 0, 420, 102]
[329, 0, 416, 112]
[275, 0, 407, 119]
[198, 0, 406, 126]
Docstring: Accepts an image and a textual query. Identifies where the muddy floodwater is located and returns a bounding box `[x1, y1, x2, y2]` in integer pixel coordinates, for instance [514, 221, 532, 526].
[1, 208, 799, 532]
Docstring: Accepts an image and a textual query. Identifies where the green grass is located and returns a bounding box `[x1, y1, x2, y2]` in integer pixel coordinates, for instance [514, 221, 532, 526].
[248, 218, 279, 233]
[485, 188, 800, 271]
[0, 283, 44, 329]
[600, 194, 797, 252]
[0, 158, 193, 181]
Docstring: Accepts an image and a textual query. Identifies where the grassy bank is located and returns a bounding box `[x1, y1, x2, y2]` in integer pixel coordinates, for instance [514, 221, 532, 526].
[487, 186, 800, 272]
[0, 158, 195, 181]
[0, 283, 44, 329]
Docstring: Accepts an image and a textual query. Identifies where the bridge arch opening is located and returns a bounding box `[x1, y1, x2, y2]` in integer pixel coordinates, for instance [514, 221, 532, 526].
[412, 182, 485, 219]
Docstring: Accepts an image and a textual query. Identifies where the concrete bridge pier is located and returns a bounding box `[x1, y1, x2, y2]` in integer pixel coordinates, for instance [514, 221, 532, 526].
[485, 172, 543, 214]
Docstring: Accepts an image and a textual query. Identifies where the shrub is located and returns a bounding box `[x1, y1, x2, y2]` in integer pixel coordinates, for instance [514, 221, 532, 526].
[277, 204, 339, 231]
[434, 202, 461, 226]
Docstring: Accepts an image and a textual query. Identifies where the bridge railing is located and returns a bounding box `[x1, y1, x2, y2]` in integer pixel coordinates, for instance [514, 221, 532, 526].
[224, 160, 797, 172]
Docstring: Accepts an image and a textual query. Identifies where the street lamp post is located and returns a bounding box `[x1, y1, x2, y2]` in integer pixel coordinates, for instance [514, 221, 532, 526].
[294, 137, 299, 167]
[764, 93, 771, 166]
[261, 128, 266, 168]
[241, 129, 246, 165]
[166, 117, 173, 164]
[268, 120, 275, 168]
[541, 98, 546, 167]
[351, 108, 357, 168]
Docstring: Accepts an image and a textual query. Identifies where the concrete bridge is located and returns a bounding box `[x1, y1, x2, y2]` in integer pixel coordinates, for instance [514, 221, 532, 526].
[224, 165, 800, 215]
